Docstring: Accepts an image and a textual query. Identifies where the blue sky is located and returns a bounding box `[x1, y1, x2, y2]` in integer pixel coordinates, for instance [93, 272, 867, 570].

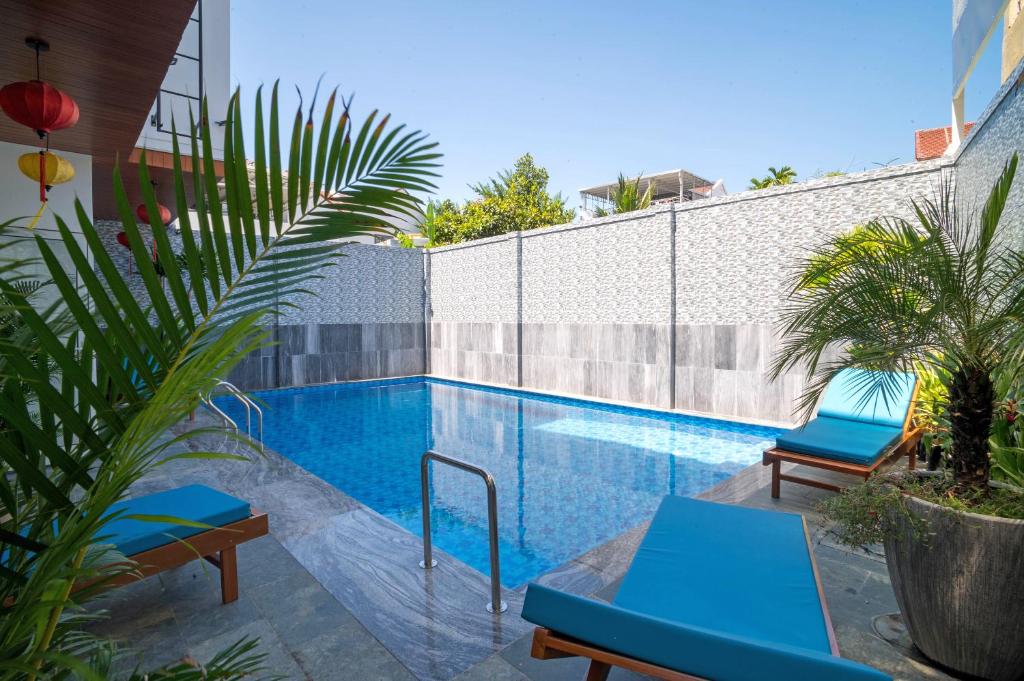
[230, 1, 1004, 209]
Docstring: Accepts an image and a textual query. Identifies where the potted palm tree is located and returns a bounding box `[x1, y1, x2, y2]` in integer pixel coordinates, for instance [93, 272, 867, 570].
[770, 155, 1024, 681]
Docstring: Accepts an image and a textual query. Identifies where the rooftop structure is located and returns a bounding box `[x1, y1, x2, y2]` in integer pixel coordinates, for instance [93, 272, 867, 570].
[578, 168, 726, 216]
[914, 121, 976, 160]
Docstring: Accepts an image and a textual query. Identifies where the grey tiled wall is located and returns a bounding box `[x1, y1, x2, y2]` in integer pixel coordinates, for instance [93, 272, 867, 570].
[91, 222, 428, 392]
[674, 324, 806, 423]
[227, 322, 425, 390]
[429, 321, 518, 386]
[521, 323, 672, 408]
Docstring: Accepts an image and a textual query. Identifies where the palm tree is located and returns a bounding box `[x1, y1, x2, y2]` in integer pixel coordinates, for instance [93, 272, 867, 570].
[594, 173, 656, 216]
[749, 165, 797, 190]
[0, 84, 438, 677]
[770, 155, 1023, 492]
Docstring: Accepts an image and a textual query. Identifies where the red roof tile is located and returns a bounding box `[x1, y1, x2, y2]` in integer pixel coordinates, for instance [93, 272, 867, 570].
[914, 122, 975, 161]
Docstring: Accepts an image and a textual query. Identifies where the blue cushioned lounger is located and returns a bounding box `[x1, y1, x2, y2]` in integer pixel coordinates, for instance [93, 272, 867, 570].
[522, 496, 890, 681]
[92, 484, 268, 604]
[103, 484, 252, 555]
[762, 369, 920, 499]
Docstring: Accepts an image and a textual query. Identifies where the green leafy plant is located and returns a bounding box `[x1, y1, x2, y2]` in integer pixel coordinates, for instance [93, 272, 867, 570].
[593, 173, 656, 216]
[991, 367, 1024, 487]
[748, 165, 796, 190]
[820, 471, 1024, 548]
[419, 200, 440, 247]
[819, 475, 927, 546]
[0, 83, 438, 678]
[431, 154, 573, 245]
[395, 231, 415, 248]
[771, 154, 1024, 496]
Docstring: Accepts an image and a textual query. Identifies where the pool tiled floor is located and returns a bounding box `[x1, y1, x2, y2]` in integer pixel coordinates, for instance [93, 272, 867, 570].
[86, 416, 958, 680]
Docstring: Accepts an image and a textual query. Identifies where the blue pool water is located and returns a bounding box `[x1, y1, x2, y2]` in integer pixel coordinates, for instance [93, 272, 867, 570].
[216, 377, 781, 587]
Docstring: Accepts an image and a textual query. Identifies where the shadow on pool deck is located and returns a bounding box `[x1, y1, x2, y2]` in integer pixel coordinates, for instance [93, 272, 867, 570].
[86, 416, 959, 681]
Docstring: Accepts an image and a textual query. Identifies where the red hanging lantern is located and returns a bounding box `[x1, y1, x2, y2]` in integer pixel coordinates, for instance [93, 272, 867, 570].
[136, 179, 172, 225]
[115, 232, 130, 248]
[135, 202, 172, 225]
[0, 39, 79, 139]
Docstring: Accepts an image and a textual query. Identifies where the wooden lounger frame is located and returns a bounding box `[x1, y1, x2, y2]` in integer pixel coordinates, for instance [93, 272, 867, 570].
[529, 519, 838, 681]
[761, 384, 923, 499]
[79, 511, 268, 604]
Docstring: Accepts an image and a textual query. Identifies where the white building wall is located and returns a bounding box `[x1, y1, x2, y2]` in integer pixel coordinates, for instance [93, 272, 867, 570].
[135, 0, 231, 159]
[0, 140, 93, 302]
[0, 141, 93, 234]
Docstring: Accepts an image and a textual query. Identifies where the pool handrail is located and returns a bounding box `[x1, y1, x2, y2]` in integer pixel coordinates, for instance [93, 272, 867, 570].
[419, 449, 507, 614]
[202, 380, 264, 452]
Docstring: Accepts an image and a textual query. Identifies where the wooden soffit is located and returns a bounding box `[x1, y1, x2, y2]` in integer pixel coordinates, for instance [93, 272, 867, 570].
[0, 0, 197, 161]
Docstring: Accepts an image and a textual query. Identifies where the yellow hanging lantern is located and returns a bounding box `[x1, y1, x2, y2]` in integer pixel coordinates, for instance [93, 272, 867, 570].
[19, 151, 74, 193]
[17, 150, 74, 229]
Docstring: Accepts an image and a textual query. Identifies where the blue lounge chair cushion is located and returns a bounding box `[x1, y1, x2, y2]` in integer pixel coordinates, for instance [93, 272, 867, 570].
[522, 497, 889, 681]
[102, 484, 251, 556]
[817, 369, 916, 429]
[775, 416, 903, 465]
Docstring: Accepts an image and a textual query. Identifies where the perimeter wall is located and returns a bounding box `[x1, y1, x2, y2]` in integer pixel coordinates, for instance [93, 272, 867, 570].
[428, 160, 947, 424]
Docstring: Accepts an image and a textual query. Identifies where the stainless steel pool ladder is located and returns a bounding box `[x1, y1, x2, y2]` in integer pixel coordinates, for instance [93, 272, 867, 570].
[419, 450, 507, 614]
[201, 380, 264, 451]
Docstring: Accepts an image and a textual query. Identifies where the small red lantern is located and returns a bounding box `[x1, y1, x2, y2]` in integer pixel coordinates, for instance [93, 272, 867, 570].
[115, 232, 130, 248]
[0, 39, 79, 139]
[135, 202, 172, 225]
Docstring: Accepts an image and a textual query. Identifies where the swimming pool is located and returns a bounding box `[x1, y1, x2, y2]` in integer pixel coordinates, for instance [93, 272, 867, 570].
[216, 377, 781, 587]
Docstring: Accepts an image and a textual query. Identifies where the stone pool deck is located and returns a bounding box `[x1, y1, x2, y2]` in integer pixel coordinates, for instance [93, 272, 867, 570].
[87, 417, 958, 680]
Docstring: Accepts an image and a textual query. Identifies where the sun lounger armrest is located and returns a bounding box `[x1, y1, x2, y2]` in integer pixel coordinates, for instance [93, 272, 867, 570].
[521, 584, 890, 681]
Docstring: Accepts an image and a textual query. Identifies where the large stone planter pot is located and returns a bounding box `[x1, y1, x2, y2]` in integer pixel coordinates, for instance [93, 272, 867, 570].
[883, 494, 1024, 680]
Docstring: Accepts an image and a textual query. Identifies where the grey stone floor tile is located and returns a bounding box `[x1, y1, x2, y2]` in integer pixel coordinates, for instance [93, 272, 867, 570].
[293, 625, 416, 681]
[591, 576, 623, 603]
[176, 597, 262, 649]
[248, 570, 356, 649]
[238, 535, 313, 588]
[522, 558, 606, 597]
[282, 508, 530, 680]
[572, 522, 648, 583]
[499, 631, 652, 681]
[188, 618, 308, 681]
[451, 654, 529, 681]
[833, 623, 957, 681]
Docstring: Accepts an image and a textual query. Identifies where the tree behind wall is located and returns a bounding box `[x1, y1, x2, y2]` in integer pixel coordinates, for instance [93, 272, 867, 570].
[432, 154, 574, 245]
[749, 165, 797, 190]
[594, 173, 656, 216]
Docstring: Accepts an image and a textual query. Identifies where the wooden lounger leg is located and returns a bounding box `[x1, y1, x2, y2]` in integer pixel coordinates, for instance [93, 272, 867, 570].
[219, 546, 239, 604]
[584, 660, 612, 681]
[770, 458, 781, 499]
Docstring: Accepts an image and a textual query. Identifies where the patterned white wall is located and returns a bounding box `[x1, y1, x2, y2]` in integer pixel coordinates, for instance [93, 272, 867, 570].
[93, 221, 424, 324]
[675, 161, 948, 325]
[954, 58, 1024, 249]
[281, 243, 424, 324]
[428, 233, 518, 323]
[521, 208, 673, 324]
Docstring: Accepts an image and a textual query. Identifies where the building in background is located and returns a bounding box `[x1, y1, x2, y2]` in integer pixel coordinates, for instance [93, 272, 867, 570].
[951, 0, 1020, 153]
[914, 121, 976, 160]
[0, 0, 215, 291]
[96, 0, 230, 220]
[578, 169, 726, 218]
